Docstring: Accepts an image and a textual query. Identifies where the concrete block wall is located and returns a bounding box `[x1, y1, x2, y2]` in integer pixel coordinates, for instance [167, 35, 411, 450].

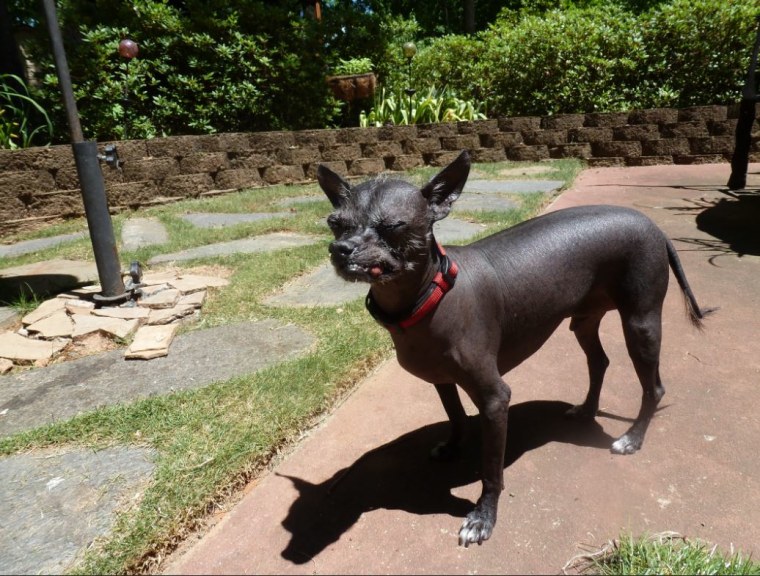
[1, 104, 758, 236]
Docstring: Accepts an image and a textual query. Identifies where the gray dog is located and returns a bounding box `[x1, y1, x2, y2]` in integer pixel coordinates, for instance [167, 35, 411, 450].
[317, 150, 712, 547]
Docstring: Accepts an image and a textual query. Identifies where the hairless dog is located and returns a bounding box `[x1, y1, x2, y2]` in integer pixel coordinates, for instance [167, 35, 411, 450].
[318, 150, 713, 547]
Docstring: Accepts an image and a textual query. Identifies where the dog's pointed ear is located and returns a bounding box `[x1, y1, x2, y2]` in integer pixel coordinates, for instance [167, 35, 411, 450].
[421, 150, 471, 221]
[317, 164, 351, 208]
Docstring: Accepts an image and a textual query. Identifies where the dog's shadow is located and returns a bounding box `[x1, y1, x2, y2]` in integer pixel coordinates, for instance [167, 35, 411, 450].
[278, 400, 614, 564]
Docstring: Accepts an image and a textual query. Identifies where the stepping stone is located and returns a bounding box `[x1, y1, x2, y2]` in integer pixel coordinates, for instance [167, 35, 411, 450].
[275, 196, 326, 208]
[455, 194, 518, 212]
[181, 212, 294, 228]
[0, 307, 19, 330]
[0, 231, 87, 258]
[92, 306, 150, 320]
[125, 323, 178, 359]
[71, 313, 139, 339]
[121, 217, 169, 251]
[0, 446, 155, 575]
[26, 308, 73, 339]
[463, 179, 564, 194]
[148, 232, 320, 265]
[434, 217, 485, 243]
[0, 331, 67, 362]
[179, 291, 206, 308]
[137, 288, 180, 309]
[496, 166, 560, 177]
[147, 304, 196, 326]
[167, 275, 229, 294]
[0, 259, 98, 301]
[0, 320, 315, 436]
[0, 358, 12, 374]
[22, 297, 68, 325]
[265, 263, 366, 307]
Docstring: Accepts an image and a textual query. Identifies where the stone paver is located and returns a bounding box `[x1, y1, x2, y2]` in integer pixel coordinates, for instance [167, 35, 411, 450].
[0, 319, 315, 437]
[0, 446, 156, 575]
[121, 217, 169, 250]
[181, 212, 295, 228]
[0, 231, 87, 258]
[22, 296, 68, 325]
[71, 313, 140, 339]
[464, 179, 565, 194]
[125, 323, 179, 359]
[148, 232, 320, 265]
[0, 259, 99, 300]
[275, 195, 325, 208]
[0, 331, 68, 362]
[0, 307, 18, 330]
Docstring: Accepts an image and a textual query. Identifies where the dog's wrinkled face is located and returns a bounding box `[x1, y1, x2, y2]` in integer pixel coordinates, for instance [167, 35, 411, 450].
[323, 176, 431, 283]
[317, 152, 471, 284]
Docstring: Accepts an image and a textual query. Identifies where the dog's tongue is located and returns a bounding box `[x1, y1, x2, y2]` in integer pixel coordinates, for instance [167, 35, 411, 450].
[369, 265, 384, 279]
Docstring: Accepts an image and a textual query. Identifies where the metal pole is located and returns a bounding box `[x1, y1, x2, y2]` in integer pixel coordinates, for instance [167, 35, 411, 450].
[728, 16, 760, 191]
[41, 0, 126, 300]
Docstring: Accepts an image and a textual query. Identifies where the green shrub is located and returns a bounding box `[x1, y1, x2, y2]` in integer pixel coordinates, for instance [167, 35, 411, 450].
[639, 0, 760, 108]
[411, 0, 759, 117]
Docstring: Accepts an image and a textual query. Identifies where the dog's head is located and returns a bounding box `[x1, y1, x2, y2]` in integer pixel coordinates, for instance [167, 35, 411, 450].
[317, 151, 470, 284]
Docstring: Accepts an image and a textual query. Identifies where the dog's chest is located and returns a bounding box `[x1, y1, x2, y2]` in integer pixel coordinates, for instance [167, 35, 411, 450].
[391, 334, 458, 383]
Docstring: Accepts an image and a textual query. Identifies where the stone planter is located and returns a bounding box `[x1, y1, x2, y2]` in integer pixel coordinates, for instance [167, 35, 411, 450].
[325, 72, 377, 101]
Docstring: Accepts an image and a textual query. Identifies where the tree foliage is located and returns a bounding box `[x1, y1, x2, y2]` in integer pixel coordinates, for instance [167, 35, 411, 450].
[2, 0, 757, 142]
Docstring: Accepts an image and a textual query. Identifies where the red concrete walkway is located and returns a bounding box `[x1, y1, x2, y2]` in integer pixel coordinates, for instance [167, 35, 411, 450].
[164, 162, 760, 575]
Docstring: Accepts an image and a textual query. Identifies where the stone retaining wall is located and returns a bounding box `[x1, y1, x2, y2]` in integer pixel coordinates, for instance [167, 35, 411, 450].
[1, 104, 757, 235]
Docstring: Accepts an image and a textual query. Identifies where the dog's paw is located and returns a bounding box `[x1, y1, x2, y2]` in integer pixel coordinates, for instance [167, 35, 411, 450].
[564, 403, 597, 421]
[611, 434, 642, 454]
[458, 508, 495, 547]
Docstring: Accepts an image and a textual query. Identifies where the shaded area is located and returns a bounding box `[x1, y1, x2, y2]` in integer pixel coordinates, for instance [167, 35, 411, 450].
[0, 273, 89, 304]
[279, 400, 614, 564]
[665, 191, 760, 259]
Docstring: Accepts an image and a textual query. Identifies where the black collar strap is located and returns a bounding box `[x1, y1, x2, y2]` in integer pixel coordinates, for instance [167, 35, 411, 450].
[366, 243, 459, 332]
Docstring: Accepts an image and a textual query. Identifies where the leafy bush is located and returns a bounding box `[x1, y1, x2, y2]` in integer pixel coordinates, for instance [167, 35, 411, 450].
[359, 87, 487, 126]
[411, 0, 759, 117]
[639, 0, 760, 108]
[0, 73, 53, 149]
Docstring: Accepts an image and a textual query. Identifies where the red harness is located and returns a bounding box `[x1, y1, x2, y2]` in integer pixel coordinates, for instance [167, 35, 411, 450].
[365, 243, 459, 332]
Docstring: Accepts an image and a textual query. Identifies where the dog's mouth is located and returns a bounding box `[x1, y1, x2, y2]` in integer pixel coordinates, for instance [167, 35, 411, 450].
[334, 259, 394, 283]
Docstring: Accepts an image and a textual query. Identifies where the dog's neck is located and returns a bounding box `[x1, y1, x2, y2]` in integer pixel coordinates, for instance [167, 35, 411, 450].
[368, 239, 443, 318]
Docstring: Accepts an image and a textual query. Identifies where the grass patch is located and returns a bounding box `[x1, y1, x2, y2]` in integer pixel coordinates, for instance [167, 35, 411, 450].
[0, 159, 581, 574]
[565, 532, 760, 575]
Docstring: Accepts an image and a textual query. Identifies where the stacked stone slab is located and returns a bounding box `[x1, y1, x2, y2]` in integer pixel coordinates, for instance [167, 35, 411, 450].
[1, 104, 757, 234]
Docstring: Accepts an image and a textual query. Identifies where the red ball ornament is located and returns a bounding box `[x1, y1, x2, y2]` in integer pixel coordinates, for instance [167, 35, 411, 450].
[118, 39, 139, 59]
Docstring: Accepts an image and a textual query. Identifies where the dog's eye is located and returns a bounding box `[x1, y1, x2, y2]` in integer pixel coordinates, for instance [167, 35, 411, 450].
[327, 215, 345, 232]
[377, 221, 406, 235]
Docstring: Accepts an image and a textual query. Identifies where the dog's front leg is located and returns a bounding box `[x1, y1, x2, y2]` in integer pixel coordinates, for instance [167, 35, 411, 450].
[458, 375, 511, 547]
[431, 382, 468, 461]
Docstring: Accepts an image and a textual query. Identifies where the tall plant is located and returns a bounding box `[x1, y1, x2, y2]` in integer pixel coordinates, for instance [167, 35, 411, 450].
[0, 74, 53, 149]
[360, 87, 486, 126]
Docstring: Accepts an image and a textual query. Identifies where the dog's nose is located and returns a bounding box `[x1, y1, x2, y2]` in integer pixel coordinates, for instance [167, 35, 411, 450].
[330, 240, 355, 257]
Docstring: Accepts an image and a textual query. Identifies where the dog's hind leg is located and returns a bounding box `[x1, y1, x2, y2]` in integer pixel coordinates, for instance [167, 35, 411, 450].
[612, 309, 665, 454]
[566, 314, 609, 420]
[431, 382, 468, 461]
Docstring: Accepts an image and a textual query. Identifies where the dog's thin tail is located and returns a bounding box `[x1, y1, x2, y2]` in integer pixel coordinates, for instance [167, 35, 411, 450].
[666, 237, 717, 330]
